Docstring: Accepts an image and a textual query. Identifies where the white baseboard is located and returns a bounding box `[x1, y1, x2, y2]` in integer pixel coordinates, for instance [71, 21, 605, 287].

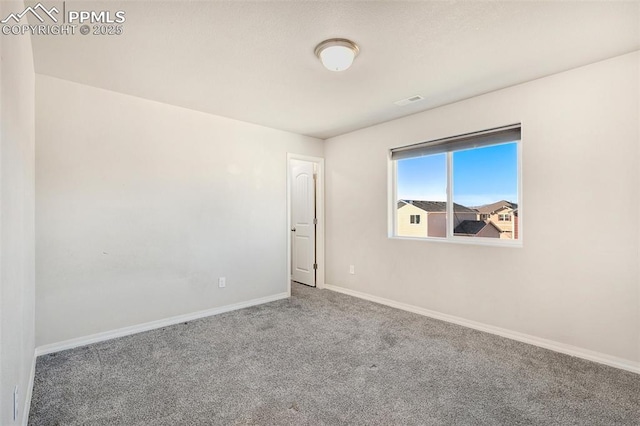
[323, 284, 640, 375]
[22, 353, 36, 426]
[35, 292, 289, 356]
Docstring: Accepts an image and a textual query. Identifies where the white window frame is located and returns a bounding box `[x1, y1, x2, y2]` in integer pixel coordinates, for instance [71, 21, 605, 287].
[388, 126, 523, 248]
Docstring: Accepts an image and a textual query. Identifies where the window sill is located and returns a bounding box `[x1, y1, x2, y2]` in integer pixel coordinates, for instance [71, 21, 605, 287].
[389, 235, 523, 248]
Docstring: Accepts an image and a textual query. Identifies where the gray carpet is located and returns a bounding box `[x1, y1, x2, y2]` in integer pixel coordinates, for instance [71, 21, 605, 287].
[29, 283, 640, 425]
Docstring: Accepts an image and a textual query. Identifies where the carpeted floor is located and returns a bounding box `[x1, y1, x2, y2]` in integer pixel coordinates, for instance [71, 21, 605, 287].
[29, 283, 639, 425]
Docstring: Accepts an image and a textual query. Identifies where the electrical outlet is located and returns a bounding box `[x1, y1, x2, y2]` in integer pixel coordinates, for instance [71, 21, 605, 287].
[13, 386, 18, 422]
[218, 277, 226, 288]
[349, 265, 355, 274]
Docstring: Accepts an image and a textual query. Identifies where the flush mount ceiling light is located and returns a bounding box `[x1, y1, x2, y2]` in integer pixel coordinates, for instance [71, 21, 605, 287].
[314, 38, 360, 72]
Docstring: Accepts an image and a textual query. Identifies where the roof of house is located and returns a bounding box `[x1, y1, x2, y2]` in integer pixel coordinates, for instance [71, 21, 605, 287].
[398, 200, 476, 213]
[475, 200, 518, 214]
[453, 220, 502, 236]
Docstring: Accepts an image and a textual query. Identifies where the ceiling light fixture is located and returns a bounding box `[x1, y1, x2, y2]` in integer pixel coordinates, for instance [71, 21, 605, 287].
[314, 38, 359, 72]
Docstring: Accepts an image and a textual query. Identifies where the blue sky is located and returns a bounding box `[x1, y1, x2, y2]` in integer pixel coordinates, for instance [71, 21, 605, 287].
[397, 142, 518, 207]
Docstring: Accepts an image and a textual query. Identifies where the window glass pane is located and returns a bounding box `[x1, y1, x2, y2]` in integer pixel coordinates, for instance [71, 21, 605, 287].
[452, 142, 518, 240]
[396, 154, 447, 238]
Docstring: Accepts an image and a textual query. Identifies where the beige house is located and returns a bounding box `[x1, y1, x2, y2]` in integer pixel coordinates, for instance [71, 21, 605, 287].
[397, 200, 477, 238]
[475, 200, 518, 239]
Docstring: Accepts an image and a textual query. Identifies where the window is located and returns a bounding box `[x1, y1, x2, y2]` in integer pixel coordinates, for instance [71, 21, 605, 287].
[392, 124, 521, 244]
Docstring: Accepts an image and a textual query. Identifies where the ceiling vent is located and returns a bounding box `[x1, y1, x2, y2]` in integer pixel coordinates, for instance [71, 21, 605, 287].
[394, 95, 424, 106]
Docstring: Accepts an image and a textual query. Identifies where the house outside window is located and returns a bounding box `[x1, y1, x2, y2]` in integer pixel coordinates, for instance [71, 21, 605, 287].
[476, 202, 517, 239]
[391, 124, 521, 245]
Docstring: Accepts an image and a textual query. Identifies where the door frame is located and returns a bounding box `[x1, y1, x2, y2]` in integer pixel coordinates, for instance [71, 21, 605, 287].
[287, 153, 325, 296]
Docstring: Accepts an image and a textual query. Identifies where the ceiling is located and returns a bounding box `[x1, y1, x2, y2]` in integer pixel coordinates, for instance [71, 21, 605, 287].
[27, 1, 640, 139]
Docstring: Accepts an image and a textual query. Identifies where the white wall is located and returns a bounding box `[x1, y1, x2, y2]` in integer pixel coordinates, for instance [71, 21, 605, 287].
[0, 0, 36, 423]
[324, 52, 640, 366]
[36, 75, 323, 346]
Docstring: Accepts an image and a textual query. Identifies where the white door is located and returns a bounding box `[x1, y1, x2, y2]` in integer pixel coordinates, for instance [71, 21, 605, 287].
[291, 159, 316, 287]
